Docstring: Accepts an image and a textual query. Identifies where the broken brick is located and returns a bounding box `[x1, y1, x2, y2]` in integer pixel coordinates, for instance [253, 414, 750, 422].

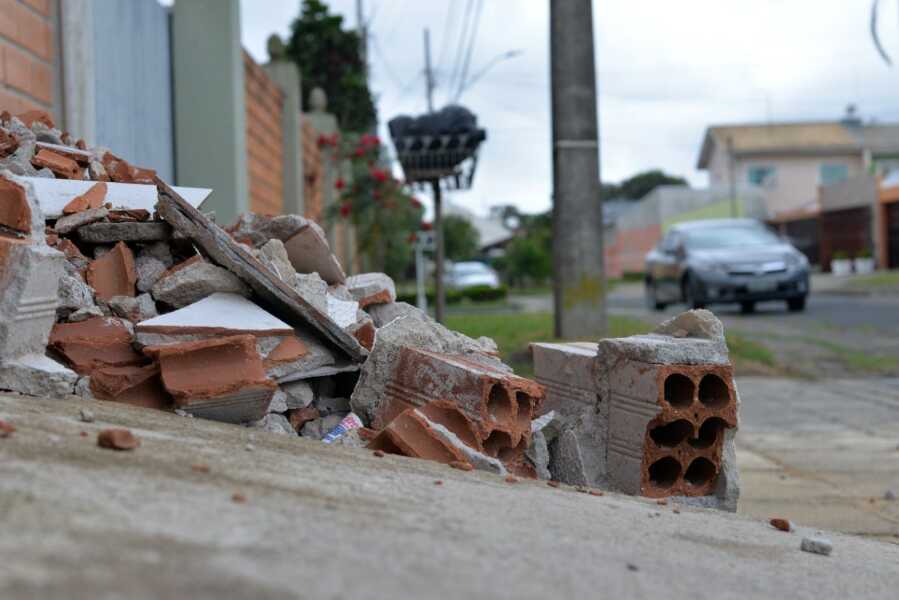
[86, 241, 137, 301]
[97, 428, 140, 450]
[0, 128, 18, 157]
[0, 419, 15, 437]
[770, 518, 793, 532]
[107, 209, 151, 223]
[282, 222, 346, 285]
[347, 319, 375, 351]
[102, 152, 134, 183]
[16, 110, 55, 129]
[35, 141, 92, 166]
[32, 149, 82, 180]
[346, 272, 396, 308]
[0, 177, 31, 234]
[288, 406, 320, 432]
[145, 334, 277, 423]
[90, 363, 172, 410]
[264, 335, 309, 367]
[62, 182, 107, 214]
[48, 316, 146, 375]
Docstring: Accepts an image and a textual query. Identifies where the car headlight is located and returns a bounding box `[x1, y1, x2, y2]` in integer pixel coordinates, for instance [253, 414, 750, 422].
[693, 259, 729, 274]
[785, 253, 808, 269]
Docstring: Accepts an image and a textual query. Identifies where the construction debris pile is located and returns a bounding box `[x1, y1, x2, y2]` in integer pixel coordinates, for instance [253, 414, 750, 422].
[0, 110, 739, 507]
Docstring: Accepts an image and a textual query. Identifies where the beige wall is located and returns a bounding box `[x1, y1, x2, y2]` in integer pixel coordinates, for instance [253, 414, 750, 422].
[706, 142, 863, 216]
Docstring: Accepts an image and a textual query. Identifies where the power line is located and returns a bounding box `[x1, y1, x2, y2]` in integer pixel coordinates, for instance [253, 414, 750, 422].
[434, 1, 457, 76]
[452, 0, 484, 102]
[447, 0, 475, 102]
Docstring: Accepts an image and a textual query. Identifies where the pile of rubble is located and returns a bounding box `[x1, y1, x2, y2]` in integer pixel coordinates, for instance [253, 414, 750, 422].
[0, 110, 739, 508]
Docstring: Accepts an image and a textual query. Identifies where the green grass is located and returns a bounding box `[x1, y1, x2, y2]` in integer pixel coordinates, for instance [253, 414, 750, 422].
[846, 270, 899, 291]
[800, 337, 899, 373]
[445, 311, 778, 377]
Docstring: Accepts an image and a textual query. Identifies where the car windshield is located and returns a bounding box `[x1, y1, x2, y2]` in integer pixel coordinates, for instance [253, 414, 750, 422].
[684, 226, 780, 250]
[453, 263, 490, 275]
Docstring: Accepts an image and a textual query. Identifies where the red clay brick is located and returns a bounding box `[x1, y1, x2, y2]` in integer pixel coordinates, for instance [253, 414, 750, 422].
[32, 148, 81, 179]
[0, 175, 30, 233]
[16, 107, 53, 128]
[97, 428, 140, 451]
[62, 182, 106, 214]
[49, 316, 146, 375]
[86, 241, 137, 301]
[90, 363, 172, 410]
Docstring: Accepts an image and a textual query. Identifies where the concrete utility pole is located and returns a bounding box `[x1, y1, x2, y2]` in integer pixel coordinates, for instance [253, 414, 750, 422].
[423, 28, 445, 322]
[727, 136, 737, 217]
[549, 0, 606, 338]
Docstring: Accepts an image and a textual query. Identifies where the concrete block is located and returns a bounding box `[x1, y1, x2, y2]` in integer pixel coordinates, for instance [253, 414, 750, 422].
[247, 413, 294, 435]
[345, 272, 396, 308]
[54, 206, 108, 235]
[151, 261, 250, 308]
[57, 274, 97, 320]
[281, 380, 314, 408]
[256, 238, 296, 282]
[293, 272, 328, 312]
[0, 354, 78, 397]
[77, 221, 172, 243]
[327, 294, 359, 328]
[226, 212, 309, 247]
[268, 389, 289, 413]
[365, 301, 418, 328]
[106, 293, 158, 323]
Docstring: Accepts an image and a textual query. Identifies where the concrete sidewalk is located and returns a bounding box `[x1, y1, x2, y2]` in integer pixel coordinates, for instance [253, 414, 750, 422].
[737, 377, 899, 542]
[1, 391, 897, 599]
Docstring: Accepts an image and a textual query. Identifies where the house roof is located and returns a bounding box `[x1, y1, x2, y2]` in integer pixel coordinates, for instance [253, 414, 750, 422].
[696, 121, 899, 169]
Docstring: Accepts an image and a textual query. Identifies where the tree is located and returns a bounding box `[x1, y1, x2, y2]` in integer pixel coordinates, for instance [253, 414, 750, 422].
[493, 211, 553, 287]
[441, 215, 481, 262]
[600, 169, 688, 202]
[285, 0, 376, 133]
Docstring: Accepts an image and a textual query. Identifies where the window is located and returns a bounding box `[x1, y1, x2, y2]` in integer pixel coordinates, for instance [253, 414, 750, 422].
[819, 163, 849, 186]
[747, 165, 776, 187]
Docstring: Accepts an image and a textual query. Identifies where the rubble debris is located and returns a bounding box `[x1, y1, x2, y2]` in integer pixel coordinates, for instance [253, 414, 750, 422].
[280, 221, 346, 285]
[145, 334, 276, 423]
[885, 489, 896, 501]
[135, 243, 172, 293]
[346, 272, 396, 308]
[86, 241, 137, 301]
[32, 148, 82, 179]
[0, 176, 32, 233]
[62, 182, 106, 214]
[53, 206, 109, 235]
[90, 363, 171, 410]
[321, 413, 363, 444]
[346, 317, 375, 351]
[77, 221, 171, 243]
[191, 463, 211, 473]
[78, 408, 95, 423]
[288, 406, 320, 432]
[226, 212, 310, 247]
[106, 293, 158, 323]
[97, 428, 140, 451]
[256, 238, 296, 282]
[326, 294, 360, 328]
[281, 380, 314, 408]
[770, 518, 793, 532]
[365, 300, 418, 328]
[248, 413, 294, 435]
[155, 180, 364, 361]
[56, 238, 90, 271]
[800, 536, 833, 556]
[301, 413, 347, 440]
[0, 419, 15, 437]
[57, 274, 97, 320]
[151, 260, 249, 309]
[68, 306, 104, 322]
[48, 316, 146, 375]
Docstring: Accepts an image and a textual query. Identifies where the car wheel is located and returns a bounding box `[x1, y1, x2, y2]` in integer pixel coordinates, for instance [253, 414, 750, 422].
[682, 275, 706, 310]
[740, 301, 756, 314]
[787, 296, 807, 312]
[645, 280, 666, 311]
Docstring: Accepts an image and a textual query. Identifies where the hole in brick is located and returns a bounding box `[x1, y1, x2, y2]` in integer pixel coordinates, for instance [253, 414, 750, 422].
[515, 392, 532, 430]
[648, 456, 681, 489]
[483, 429, 514, 458]
[498, 437, 528, 463]
[664, 374, 694, 408]
[698, 374, 729, 408]
[487, 384, 513, 422]
[684, 457, 716, 487]
[649, 419, 693, 447]
[689, 417, 727, 449]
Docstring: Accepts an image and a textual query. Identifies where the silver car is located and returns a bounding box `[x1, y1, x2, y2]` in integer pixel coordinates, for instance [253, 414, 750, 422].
[644, 219, 810, 313]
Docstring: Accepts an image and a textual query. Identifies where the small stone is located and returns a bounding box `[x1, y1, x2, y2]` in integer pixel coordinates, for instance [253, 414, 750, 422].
[884, 490, 896, 501]
[97, 428, 139, 450]
[800, 536, 833, 556]
[191, 463, 210, 473]
[627, 564, 639, 572]
[504, 475, 518, 484]
[68, 306, 104, 322]
[231, 492, 247, 503]
[245, 443, 255, 452]
[372, 450, 385, 457]
[78, 408, 95, 423]
[547, 481, 560, 488]
[770, 518, 793, 532]
[174, 409, 194, 418]
[450, 461, 474, 472]
[267, 389, 289, 414]
[0, 420, 16, 437]
[434, 480, 443, 486]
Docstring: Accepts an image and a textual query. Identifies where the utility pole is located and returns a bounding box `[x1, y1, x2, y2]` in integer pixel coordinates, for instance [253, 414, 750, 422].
[549, 0, 605, 339]
[727, 136, 737, 217]
[356, 0, 367, 74]
[423, 28, 445, 322]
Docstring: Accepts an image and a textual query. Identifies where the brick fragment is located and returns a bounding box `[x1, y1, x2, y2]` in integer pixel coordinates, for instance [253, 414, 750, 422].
[0, 128, 19, 157]
[288, 406, 320, 432]
[90, 363, 172, 410]
[32, 149, 82, 179]
[0, 419, 15, 437]
[16, 110, 54, 129]
[101, 152, 134, 183]
[97, 428, 140, 451]
[86, 241, 137, 301]
[62, 182, 107, 214]
[107, 209, 151, 223]
[48, 317, 145, 375]
[0, 176, 31, 233]
[770, 518, 793, 532]
[346, 272, 396, 308]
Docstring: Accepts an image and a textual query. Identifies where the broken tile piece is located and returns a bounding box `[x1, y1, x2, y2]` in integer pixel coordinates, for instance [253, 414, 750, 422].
[62, 182, 106, 214]
[145, 334, 276, 423]
[86, 241, 137, 301]
[48, 316, 145, 375]
[90, 363, 171, 409]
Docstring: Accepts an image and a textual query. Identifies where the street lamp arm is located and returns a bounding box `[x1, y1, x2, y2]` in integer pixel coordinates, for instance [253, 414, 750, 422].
[454, 50, 523, 101]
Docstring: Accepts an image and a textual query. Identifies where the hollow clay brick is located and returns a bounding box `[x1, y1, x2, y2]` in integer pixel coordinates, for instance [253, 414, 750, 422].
[86, 241, 137, 302]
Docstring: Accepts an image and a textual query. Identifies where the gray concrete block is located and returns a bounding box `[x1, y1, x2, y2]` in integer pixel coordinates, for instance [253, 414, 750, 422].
[365, 301, 418, 328]
[280, 380, 314, 409]
[151, 261, 249, 308]
[77, 221, 171, 243]
[106, 293, 158, 323]
[0, 354, 78, 398]
[54, 206, 108, 235]
[256, 238, 295, 282]
[57, 274, 96, 320]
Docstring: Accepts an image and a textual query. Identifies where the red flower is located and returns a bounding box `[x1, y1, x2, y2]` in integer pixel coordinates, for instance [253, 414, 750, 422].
[339, 203, 352, 218]
[371, 169, 388, 183]
[360, 133, 381, 148]
[410, 197, 422, 209]
[328, 133, 339, 146]
[407, 233, 418, 243]
[421, 221, 433, 231]
[335, 178, 345, 190]
[317, 134, 328, 147]
[354, 147, 365, 157]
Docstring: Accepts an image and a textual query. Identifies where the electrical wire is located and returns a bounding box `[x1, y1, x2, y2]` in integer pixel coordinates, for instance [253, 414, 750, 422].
[453, 0, 484, 102]
[447, 0, 475, 101]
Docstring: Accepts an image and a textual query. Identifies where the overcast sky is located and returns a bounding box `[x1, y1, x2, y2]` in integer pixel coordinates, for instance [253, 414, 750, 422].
[239, 0, 899, 216]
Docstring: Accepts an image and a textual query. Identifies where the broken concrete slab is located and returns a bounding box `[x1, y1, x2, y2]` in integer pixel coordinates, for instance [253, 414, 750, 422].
[90, 363, 172, 410]
[226, 212, 310, 247]
[48, 316, 146, 375]
[327, 294, 359, 328]
[281, 380, 314, 409]
[15, 176, 211, 220]
[57, 274, 96, 320]
[346, 272, 396, 308]
[106, 294, 158, 323]
[282, 221, 346, 285]
[151, 261, 249, 309]
[263, 330, 356, 383]
[256, 239, 296, 282]
[365, 301, 418, 328]
[293, 272, 328, 312]
[77, 222, 171, 244]
[54, 206, 108, 235]
[268, 389, 289, 413]
[145, 334, 276, 424]
[155, 179, 364, 362]
[0, 353, 78, 397]
[86, 241, 137, 302]
[0, 238, 65, 359]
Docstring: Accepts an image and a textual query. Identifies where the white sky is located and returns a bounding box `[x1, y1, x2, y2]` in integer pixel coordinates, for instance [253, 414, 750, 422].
[238, 0, 899, 216]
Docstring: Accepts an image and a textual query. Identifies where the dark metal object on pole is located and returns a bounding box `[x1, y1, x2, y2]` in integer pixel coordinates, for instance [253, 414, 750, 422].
[549, 0, 606, 338]
[431, 179, 446, 322]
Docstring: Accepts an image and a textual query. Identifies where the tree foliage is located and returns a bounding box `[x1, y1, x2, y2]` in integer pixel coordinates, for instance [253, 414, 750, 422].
[493, 210, 553, 287]
[600, 169, 688, 202]
[442, 215, 481, 262]
[286, 0, 376, 133]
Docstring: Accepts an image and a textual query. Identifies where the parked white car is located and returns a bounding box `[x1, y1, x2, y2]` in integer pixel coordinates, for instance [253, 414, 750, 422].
[446, 261, 501, 290]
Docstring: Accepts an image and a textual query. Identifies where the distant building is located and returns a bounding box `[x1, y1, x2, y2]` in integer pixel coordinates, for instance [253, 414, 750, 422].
[444, 203, 515, 257]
